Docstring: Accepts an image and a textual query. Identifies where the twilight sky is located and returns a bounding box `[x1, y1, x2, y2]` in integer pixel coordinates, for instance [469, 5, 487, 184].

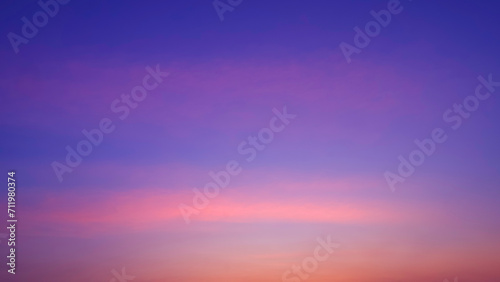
[1, 0, 500, 281]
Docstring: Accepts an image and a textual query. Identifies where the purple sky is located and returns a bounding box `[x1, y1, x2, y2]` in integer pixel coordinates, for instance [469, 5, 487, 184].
[1, 0, 500, 281]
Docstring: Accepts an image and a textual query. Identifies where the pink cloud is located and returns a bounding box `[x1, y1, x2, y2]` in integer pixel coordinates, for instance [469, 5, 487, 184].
[25, 177, 443, 237]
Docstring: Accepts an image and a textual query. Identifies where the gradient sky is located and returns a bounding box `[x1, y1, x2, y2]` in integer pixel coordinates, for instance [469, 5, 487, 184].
[1, 0, 500, 281]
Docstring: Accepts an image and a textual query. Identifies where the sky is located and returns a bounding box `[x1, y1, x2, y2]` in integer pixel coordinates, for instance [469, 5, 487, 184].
[0, 0, 500, 281]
